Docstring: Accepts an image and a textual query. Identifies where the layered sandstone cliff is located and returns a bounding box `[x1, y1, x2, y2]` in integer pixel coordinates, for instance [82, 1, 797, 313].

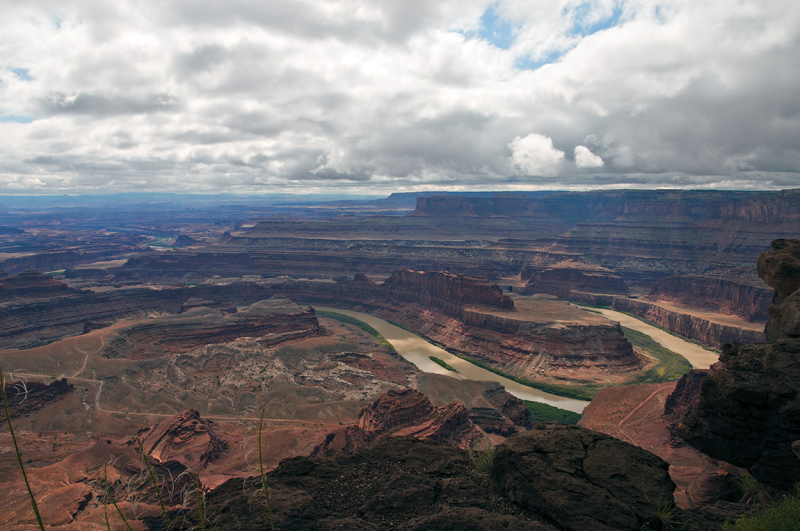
[523, 262, 630, 297]
[382, 269, 514, 315]
[611, 298, 764, 348]
[647, 275, 772, 322]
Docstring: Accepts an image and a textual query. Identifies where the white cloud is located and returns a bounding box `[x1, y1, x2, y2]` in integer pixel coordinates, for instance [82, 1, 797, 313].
[574, 145, 604, 168]
[509, 133, 565, 175]
[0, 0, 798, 193]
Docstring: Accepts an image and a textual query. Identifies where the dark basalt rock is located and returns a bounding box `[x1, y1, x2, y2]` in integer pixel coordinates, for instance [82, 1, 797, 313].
[174, 436, 559, 531]
[678, 239, 800, 490]
[0, 378, 74, 424]
[491, 423, 676, 531]
[172, 424, 734, 531]
[677, 339, 800, 490]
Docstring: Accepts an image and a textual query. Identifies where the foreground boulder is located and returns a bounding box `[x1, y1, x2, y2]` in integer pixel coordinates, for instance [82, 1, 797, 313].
[172, 424, 742, 531]
[492, 423, 676, 531]
[175, 436, 559, 531]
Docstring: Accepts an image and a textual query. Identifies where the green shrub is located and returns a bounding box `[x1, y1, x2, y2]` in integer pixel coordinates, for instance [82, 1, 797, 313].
[429, 356, 457, 372]
[724, 483, 800, 531]
[522, 400, 581, 425]
[469, 444, 495, 476]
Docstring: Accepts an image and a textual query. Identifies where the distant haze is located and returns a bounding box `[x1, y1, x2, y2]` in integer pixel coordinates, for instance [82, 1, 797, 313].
[1, 1, 799, 194]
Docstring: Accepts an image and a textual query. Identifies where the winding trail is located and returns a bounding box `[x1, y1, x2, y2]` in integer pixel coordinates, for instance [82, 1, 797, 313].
[7, 370, 337, 428]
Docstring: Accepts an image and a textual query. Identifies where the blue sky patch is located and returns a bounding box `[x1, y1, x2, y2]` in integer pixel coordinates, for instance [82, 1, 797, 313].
[12, 68, 33, 81]
[516, 50, 565, 71]
[567, 2, 623, 38]
[477, 4, 516, 50]
[0, 114, 35, 123]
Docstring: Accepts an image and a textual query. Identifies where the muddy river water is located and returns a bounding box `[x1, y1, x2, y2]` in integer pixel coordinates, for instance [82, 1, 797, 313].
[316, 306, 721, 414]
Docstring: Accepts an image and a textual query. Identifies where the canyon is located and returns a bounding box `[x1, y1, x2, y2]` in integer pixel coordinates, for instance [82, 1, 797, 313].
[1, 191, 798, 530]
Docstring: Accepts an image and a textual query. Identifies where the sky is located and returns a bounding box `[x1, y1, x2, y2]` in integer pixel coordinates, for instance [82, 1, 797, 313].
[1, 0, 799, 195]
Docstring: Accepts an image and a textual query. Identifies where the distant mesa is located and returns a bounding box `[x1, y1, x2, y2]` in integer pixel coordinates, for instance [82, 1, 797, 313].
[174, 234, 200, 247]
[0, 270, 75, 301]
[0, 226, 24, 234]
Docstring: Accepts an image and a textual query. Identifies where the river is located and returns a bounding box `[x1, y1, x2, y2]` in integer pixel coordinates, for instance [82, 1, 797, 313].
[315, 306, 590, 413]
[585, 307, 720, 369]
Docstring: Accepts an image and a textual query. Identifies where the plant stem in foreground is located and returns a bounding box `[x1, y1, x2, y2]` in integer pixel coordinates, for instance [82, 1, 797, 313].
[0, 366, 45, 531]
[259, 409, 276, 531]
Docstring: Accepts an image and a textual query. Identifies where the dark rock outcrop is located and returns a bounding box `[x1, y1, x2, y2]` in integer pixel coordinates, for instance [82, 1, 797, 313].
[311, 389, 485, 456]
[492, 423, 676, 531]
[174, 234, 200, 247]
[678, 239, 800, 490]
[0, 270, 74, 301]
[0, 378, 74, 424]
[176, 436, 560, 531]
[678, 339, 800, 490]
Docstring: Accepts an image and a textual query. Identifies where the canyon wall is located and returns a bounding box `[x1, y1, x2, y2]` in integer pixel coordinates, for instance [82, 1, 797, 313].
[611, 298, 765, 348]
[647, 275, 772, 322]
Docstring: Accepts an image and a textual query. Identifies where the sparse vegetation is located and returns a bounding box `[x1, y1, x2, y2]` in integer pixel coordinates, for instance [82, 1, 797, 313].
[456, 354, 601, 400]
[522, 400, 581, 425]
[469, 443, 495, 477]
[724, 483, 800, 531]
[103, 464, 134, 531]
[646, 497, 681, 530]
[429, 356, 457, 372]
[1, 366, 46, 531]
[737, 472, 765, 498]
[136, 438, 174, 531]
[317, 310, 398, 354]
[258, 409, 276, 531]
[623, 327, 693, 384]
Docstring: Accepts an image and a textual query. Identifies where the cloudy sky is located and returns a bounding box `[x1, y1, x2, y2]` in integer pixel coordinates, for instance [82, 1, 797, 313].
[1, 0, 799, 195]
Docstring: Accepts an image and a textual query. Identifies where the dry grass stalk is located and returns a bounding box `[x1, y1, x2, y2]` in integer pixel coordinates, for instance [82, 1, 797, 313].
[0, 365, 45, 531]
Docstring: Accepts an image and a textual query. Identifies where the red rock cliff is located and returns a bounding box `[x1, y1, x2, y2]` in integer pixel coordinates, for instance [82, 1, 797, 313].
[382, 269, 514, 315]
[647, 275, 772, 322]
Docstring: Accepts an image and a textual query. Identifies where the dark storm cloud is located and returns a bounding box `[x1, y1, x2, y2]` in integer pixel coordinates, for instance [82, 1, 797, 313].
[41, 92, 180, 116]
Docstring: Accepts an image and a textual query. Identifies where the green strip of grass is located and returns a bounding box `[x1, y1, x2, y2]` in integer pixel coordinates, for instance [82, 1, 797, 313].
[455, 355, 600, 401]
[522, 400, 582, 425]
[622, 327, 693, 384]
[317, 310, 381, 337]
[724, 484, 800, 531]
[429, 356, 458, 372]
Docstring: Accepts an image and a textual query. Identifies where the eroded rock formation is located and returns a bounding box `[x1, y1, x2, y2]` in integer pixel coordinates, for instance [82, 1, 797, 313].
[311, 389, 485, 455]
[678, 239, 800, 490]
[101, 299, 321, 360]
[0, 270, 75, 301]
[383, 269, 514, 315]
[137, 409, 228, 470]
